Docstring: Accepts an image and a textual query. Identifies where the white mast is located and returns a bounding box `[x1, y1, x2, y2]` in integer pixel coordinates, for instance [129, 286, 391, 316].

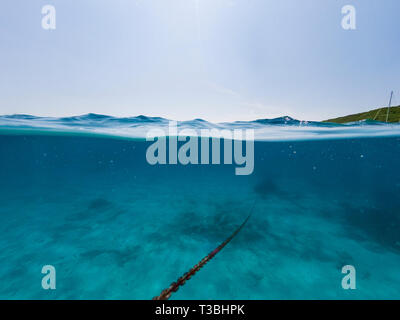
[386, 91, 393, 123]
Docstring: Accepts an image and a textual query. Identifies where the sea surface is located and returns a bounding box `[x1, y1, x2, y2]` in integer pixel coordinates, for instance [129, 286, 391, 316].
[0, 114, 400, 299]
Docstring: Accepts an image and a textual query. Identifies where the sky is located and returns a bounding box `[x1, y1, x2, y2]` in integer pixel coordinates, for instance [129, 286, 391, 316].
[0, 0, 399, 122]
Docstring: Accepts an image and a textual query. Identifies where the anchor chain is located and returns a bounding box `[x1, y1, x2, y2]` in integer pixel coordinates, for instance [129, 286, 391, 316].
[153, 211, 253, 300]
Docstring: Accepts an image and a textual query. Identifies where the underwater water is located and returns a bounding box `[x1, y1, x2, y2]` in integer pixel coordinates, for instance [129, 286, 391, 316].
[0, 114, 400, 299]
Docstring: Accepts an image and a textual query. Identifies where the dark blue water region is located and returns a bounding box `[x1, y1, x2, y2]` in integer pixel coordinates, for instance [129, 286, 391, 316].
[0, 133, 399, 299]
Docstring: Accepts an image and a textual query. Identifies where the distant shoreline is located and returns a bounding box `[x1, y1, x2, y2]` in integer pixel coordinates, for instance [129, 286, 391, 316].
[324, 106, 400, 124]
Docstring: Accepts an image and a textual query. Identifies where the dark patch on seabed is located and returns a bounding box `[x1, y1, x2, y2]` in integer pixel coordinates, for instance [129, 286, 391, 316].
[80, 246, 142, 267]
[88, 198, 113, 211]
[254, 179, 284, 199]
[152, 199, 264, 247]
[338, 202, 400, 253]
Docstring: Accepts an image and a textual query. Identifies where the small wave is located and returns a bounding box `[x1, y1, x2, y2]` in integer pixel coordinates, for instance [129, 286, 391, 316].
[1, 113, 400, 141]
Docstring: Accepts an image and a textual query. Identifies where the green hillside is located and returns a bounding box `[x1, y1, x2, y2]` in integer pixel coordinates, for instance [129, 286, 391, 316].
[324, 106, 400, 124]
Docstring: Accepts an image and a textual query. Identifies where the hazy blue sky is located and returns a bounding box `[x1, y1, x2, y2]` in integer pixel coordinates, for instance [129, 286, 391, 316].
[0, 0, 399, 122]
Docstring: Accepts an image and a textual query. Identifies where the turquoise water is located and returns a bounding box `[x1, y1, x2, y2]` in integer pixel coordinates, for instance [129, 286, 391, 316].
[0, 114, 400, 299]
